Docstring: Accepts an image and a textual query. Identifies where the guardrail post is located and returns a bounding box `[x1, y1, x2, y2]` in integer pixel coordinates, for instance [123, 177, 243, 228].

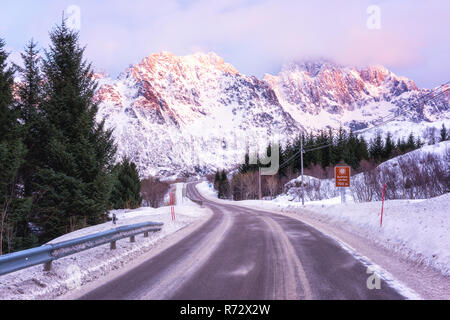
[130, 235, 135, 243]
[44, 261, 52, 271]
[144, 232, 149, 237]
[110, 241, 116, 250]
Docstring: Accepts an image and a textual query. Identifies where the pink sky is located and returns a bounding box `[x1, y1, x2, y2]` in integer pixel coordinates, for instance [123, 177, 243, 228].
[1, 0, 449, 88]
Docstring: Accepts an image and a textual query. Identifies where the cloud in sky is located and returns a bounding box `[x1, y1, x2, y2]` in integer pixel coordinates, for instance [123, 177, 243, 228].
[0, 0, 449, 88]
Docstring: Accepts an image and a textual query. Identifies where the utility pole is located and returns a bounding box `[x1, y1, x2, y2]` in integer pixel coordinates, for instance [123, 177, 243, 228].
[258, 167, 262, 200]
[300, 134, 305, 206]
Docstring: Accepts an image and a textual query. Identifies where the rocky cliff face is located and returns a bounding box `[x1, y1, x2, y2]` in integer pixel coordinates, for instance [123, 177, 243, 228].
[94, 53, 449, 177]
[264, 60, 448, 131]
[95, 52, 300, 177]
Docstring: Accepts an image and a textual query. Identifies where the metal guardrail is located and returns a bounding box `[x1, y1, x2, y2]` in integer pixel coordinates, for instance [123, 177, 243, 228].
[0, 220, 163, 276]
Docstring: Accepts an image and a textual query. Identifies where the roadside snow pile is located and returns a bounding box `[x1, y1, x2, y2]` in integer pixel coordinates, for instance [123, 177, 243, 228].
[0, 187, 208, 300]
[284, 194, 450, 276]
[282, 175, 339, 202]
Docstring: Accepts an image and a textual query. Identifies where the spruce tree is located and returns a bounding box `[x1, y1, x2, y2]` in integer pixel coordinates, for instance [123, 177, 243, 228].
[383, 132, 395, 161]
[332, 127, 346, 165]
[31, 21, 116, 241]
[219, 170, 230, 199]
[440, 124, 448, 142]
[110, 158, 142, 209]
[15, 40, 43, 197]
[214, 170, 221, 190]
[369, 132, 384, 163]
[357, 136, 369, 161]
[343, 131, 359, 169]
[406, 133, 416, 150]
[214, 170, 220, 191]
[0, 38, 31, 254]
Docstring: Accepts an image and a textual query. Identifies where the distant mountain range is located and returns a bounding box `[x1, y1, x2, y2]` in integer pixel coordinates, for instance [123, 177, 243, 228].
[93, 52, 449, 177]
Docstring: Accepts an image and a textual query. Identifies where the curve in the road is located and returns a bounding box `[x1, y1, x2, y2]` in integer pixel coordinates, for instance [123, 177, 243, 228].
[79, 182, 406, 300]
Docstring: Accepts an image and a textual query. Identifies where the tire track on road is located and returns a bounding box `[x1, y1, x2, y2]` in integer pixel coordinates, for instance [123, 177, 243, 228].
[233, 204, 313, 300]
[141, 204, 233, 300]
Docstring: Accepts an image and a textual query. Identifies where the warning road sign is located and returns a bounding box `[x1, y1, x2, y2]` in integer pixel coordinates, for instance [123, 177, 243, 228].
[335, 166, 351, 187]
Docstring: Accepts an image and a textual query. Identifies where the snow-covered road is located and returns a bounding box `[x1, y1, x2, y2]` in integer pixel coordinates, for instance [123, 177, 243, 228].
[196, 182, 450, 299]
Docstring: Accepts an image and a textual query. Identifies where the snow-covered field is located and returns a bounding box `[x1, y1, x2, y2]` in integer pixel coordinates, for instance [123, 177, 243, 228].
[197, 181, 450, 277]
[0, 184, 208, 300]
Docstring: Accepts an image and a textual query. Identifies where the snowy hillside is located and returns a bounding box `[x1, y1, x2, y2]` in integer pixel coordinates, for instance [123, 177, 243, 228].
[94, 52, 449, 177]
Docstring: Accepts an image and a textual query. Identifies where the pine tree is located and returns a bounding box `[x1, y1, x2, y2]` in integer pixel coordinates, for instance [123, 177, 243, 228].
[406, 133, 416, 150]
[110, 158, 142, 209]
[0, 38, 31, 254]
[15, 39, 43, 197]
[0, 39, 18, 140]
[332, 127, 346, 165]
[30, 21, 116, 242]
[214, 170, 220, 191]
[397, 137, 407, 153]
[318, 130, 331, 168]
[383, 132, 395, 161]
[369, 132, 384, 163]
[357, 136, 369, 161]
[219, 170, 230, 199]
[415, 137, 424, 149]
[343, 131, 359, 169]
[440, 124, 448, 142]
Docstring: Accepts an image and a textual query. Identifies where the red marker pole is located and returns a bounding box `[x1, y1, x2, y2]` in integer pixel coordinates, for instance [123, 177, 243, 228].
[170, 192, 175, 221]
[380, 184, 385, 227]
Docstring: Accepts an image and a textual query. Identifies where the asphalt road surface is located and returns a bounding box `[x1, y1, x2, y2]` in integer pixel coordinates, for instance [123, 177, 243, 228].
[79, 182, 405, 300]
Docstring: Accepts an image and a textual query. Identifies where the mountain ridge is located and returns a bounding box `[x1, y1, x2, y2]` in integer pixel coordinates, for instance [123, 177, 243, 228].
[93, 51, 449, 177]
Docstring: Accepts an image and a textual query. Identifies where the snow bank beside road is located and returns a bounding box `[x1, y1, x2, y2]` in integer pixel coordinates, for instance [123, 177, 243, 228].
[0, 200, 208, 300]
[279, 195, 450, 276]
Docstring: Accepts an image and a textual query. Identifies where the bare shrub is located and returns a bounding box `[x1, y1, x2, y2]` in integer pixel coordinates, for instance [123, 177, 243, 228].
[266, 176, 279, 199]
[351, 170, 376, 202]
[304, 164, 327, 179]
[352, 151, 448, 202]
[242, 171, 259, 200]
[141, 177, 170, 208]
[231, 171, 259, 200]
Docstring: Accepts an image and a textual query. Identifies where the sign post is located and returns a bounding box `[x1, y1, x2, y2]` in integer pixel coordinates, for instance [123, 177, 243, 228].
[335, 166, 351, 204]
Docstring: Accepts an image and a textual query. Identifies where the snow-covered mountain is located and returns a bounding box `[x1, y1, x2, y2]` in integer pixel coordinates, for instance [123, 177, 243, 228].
[95, 52, 299, 177]
[94, 53, 449, 177]
[264, 60, 449, 131]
